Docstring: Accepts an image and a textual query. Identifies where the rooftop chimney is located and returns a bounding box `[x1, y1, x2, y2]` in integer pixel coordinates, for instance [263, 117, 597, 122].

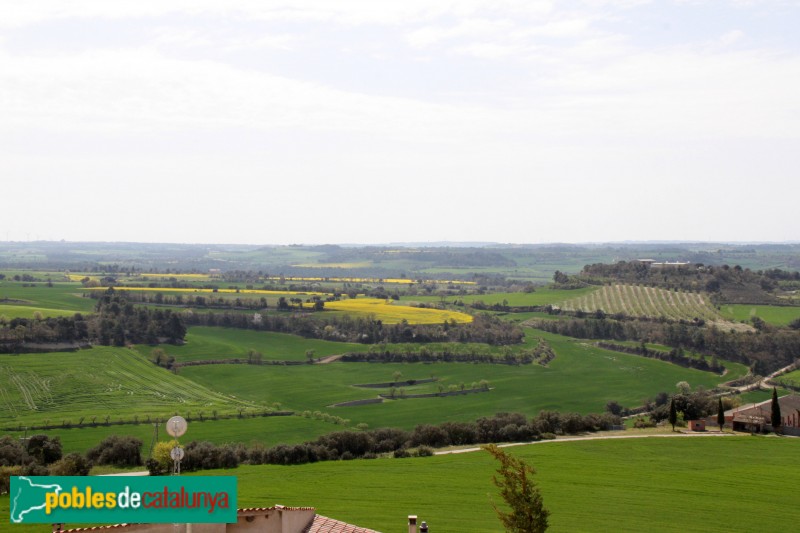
[408, 515, 417, 533]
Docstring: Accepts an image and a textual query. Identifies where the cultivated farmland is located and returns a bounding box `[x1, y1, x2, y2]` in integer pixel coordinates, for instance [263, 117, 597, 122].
[559, 284, 721, 321]
[324, 298, 473, 324]
[0, 347, 257, 428]
[179, 329, 738, 432]
[132, 327, 371, 363]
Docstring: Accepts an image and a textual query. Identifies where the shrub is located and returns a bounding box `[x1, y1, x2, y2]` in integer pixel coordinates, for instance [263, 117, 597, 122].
[150, 440, 179, 474]
[26, 435, 63, 465]
[0, 465, 22, 493]
[410, 424, 449, 448]
[86, 436, 143, 467]
[49, 453, 91, 476]
[416, 446, 434, 457]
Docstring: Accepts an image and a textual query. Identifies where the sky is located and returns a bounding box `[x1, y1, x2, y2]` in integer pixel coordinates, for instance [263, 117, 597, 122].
[0, 0, 798, 245]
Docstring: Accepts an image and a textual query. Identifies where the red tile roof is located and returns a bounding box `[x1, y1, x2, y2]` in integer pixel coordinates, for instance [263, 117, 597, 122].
[63, 507, 379, 533]
[304, 514, 381, 533]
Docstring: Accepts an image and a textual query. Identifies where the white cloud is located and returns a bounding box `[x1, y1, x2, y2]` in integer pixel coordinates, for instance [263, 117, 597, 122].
[0, 47, 506, 142]
[719, 29, 745, 46]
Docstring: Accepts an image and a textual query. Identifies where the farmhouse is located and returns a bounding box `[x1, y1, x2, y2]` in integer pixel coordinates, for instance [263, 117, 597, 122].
[636, 259, 691, 268]
[59, 506, 380, 533]
[723, 394, 800, 435]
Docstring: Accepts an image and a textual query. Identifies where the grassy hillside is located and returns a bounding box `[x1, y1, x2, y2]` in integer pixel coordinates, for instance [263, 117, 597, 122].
[132, 327, 371, 363]
[180, 328, 735, 432]
[0, 281, 95, 317]
[0, 347, 257, 428]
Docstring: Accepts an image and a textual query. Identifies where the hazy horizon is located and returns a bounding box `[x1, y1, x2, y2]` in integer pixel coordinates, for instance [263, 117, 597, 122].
[2, 238, 799, 248]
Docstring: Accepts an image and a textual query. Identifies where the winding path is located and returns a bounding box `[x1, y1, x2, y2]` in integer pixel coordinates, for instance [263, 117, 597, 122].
[434, 431, 735, 455]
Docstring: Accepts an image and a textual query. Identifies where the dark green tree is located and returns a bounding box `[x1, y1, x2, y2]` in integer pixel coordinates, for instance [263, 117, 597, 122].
[668, 398, 677, 432]
[717, 398, 725, 431]
[484, 444, 549, 533]
[771, 387, 782, 433]
[26, 435, 62, 465]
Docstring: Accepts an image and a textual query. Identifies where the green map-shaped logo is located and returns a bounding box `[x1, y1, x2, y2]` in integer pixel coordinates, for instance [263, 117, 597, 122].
[10, 476, 63, 523]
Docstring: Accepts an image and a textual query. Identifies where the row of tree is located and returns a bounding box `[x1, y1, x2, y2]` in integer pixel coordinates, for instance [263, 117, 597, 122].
[182, 311, 524, 346]
[580, 261, 800, 304]
[528, 316, 800, 374]
[340, 338, 555, 366]
[144, 410, 621, 473]
[1, 409, 621, 485]
[0, 289, 186, 351]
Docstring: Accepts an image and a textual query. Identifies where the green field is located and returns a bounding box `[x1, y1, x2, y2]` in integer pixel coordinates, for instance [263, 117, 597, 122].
[0, 347, 258, 428]
[719, 304, 800, 326]
[179, 328, 735, 433]
[4, 415, 340, 455]
[607, 341, 749, 380]
[213, 436, 800, 532]
[132, 327, 371, 363]
[0, 281, 95, 317]
[1, 435, 797, 532]
[0, 304, 78, 319]
[772, 368, 800, 389]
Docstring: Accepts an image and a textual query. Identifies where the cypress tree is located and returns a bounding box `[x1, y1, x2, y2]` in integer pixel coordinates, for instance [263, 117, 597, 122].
[484, 444, 549, 533]
[770, 387, 782, 433]
[669, 398, 677, 432]
[717, 397, 725, 431]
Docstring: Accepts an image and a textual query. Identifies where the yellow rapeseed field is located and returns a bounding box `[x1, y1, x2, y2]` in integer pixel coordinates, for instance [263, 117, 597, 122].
[324, 298, 473, 325]
[138, 273, 212, 280]
[67, 274, 100, 282]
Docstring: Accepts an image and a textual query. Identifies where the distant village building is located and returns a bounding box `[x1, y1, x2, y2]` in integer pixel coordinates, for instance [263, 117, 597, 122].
[651, 261, 691, 268]
[636, 259, 691, 268]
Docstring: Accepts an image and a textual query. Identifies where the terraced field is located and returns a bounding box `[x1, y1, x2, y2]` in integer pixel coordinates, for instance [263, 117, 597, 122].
[559, 284, 721, 321]
[0, 347, 257, 427]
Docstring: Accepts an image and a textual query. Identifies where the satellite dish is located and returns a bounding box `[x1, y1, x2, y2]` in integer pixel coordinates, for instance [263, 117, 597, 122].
[166, 416, 188, 438]
[170, 446, 185, 461]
